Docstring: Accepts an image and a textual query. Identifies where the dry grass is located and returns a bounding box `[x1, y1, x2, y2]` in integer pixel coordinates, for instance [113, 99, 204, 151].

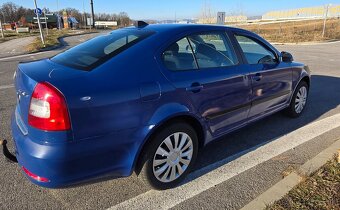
[26, 29, 68, 52]
[239, 18, 340, 43]
[267, 155, 340, 210]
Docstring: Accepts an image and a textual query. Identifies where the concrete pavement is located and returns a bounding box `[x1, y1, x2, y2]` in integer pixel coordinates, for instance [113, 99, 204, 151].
[241, 138, 340, 210]
[0, 36, 339, 209]
[0, 36, 36, 58]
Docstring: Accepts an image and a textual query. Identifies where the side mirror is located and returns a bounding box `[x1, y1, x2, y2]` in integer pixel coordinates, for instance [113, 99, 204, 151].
[281, 51, 293, 62]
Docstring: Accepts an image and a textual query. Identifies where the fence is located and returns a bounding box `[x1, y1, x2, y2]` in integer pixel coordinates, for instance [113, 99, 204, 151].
[262, 5, 340, 20]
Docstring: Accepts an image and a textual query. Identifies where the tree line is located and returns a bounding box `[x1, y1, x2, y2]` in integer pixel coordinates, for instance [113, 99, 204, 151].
[0, 2, 131, 26]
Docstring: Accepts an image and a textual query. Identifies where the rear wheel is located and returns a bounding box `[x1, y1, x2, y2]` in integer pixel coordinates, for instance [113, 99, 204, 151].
[285, 81, 309, 118]
[138, 122, 198, 190]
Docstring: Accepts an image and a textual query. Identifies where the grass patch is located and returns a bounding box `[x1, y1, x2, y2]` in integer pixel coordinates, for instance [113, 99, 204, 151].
[267, 155, 340, 210]
[25, 29, 97, 53]
[238, 18, 340, 43]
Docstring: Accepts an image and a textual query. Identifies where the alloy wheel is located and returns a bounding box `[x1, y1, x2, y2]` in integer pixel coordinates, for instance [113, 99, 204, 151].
[152, 132, 193, 183]
[295, 86, 307, 114]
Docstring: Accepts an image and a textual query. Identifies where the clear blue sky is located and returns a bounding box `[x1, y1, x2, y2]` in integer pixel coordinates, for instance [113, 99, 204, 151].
[2, 0, 340, 19]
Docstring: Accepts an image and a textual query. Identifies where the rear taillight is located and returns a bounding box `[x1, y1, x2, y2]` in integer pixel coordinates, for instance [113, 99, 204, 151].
[28, 82, 70, 131]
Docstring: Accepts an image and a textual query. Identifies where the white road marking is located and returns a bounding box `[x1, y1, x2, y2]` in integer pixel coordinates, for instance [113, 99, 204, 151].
[109, 113, 340, 210]
[0, 51, 49, 61]
[0, 84, 14, 90]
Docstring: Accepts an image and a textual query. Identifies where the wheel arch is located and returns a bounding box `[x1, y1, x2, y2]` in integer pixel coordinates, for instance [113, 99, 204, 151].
[290, 64, 311, 102]
[133, 113, 206, 175]
[300, 75, 310, 88]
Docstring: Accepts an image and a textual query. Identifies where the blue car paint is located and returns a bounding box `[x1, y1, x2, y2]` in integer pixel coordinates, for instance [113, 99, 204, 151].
[11, 24, 310, 188]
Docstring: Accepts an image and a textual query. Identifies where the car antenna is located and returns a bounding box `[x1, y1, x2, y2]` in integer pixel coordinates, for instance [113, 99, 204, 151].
[134, 20, 149, 28]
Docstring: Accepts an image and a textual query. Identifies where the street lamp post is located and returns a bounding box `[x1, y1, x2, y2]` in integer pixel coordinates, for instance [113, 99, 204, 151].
[322, 4, 331, 38]
[33, 0, 45, 46]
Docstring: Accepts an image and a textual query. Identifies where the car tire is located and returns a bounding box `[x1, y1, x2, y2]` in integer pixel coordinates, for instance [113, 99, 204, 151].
[284, 81, 309, 118]
[138, 122, 198, 190]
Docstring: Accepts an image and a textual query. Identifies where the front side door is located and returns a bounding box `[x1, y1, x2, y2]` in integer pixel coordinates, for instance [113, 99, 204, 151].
[159, 31, 252, 137]
[232, 33, 292, 121]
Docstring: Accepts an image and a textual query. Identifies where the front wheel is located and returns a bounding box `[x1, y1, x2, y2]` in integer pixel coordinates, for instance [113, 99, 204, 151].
[284, 81, 309, 118]
[138, 122, 198, 190]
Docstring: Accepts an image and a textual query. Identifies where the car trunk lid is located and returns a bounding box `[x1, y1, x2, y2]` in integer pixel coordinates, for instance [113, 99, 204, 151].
[14, 59, 87, 139]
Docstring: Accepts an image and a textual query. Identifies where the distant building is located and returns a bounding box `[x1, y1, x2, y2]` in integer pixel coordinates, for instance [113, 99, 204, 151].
[62, 11, 78, 29]
[2, 23, 15, 30]
[198, 15, 247, 24]
[23, 14, 62, 29]
[262, 5, 340, 20]
[95, 21, 118, 29]
[197, 17, 216, 24]
[225, 15, 247, 23]
[22, 11, 78, 29]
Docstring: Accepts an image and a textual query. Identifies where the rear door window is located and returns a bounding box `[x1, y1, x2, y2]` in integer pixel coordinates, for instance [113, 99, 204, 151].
[162, 38, 198, 71]
[51, 30, 154, 71]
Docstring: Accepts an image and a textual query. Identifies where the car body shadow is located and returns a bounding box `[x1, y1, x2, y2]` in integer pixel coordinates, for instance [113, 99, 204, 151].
[183, 74, 340, 184]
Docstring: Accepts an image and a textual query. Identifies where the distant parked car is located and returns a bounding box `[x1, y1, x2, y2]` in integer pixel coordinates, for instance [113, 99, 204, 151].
[9, 22, 310, 189]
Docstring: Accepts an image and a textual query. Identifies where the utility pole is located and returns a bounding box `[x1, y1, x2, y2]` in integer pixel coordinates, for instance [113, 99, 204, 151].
[83, 0, 86, 30]
[0, 18, 4, 38]
[34, 0, 45, 46]
[322, 4, 330, 38]
[90, 0, 95, 28]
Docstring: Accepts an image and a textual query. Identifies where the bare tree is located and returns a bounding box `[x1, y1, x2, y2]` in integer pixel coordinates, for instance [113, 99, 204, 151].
[16, 6, 34, 21]
[0, 2, 35, 23]
[0, 1, 131, 28]
[199, 0, 215, 24]
[96, 13, 113, 21]
[227, 2, 245, 16]
[118, 12, 130, 27]
[0, 2, 18, 22]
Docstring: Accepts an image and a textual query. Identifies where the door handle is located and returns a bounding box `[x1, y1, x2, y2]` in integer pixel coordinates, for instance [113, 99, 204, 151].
[186, 83, 203, 93]
[253, 73, 263, 81]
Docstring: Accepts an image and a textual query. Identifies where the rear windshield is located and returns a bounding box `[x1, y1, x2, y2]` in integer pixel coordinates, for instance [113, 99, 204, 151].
[51, 29, 154, 71]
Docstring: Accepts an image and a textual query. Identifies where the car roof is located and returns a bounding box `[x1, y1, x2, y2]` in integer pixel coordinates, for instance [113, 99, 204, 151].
[124, 24, 248, 34]
[118, 23, 278, 53]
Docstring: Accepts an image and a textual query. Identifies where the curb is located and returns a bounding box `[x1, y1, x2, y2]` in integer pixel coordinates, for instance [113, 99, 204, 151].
[241, 138, 340, 210]
[32, 31, 99, 53]
[272, 39, 340, 46]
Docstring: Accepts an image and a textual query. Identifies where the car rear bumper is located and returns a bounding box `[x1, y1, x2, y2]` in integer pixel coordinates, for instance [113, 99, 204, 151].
[10, 112, 145, 188]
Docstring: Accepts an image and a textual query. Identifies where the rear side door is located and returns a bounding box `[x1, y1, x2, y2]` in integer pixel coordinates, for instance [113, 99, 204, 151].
[159, 31, 252, 137]
[232, 32, 292, 121]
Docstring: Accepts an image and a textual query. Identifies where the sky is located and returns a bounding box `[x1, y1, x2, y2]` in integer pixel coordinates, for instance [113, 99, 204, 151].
[2, 0, 340, 20]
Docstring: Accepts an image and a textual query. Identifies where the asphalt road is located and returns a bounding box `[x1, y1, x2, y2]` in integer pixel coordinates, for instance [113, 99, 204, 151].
[0, 34, 339, 210]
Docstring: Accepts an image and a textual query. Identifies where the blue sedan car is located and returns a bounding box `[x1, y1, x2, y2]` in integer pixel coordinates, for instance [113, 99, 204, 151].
[8, 22, 310, 189]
